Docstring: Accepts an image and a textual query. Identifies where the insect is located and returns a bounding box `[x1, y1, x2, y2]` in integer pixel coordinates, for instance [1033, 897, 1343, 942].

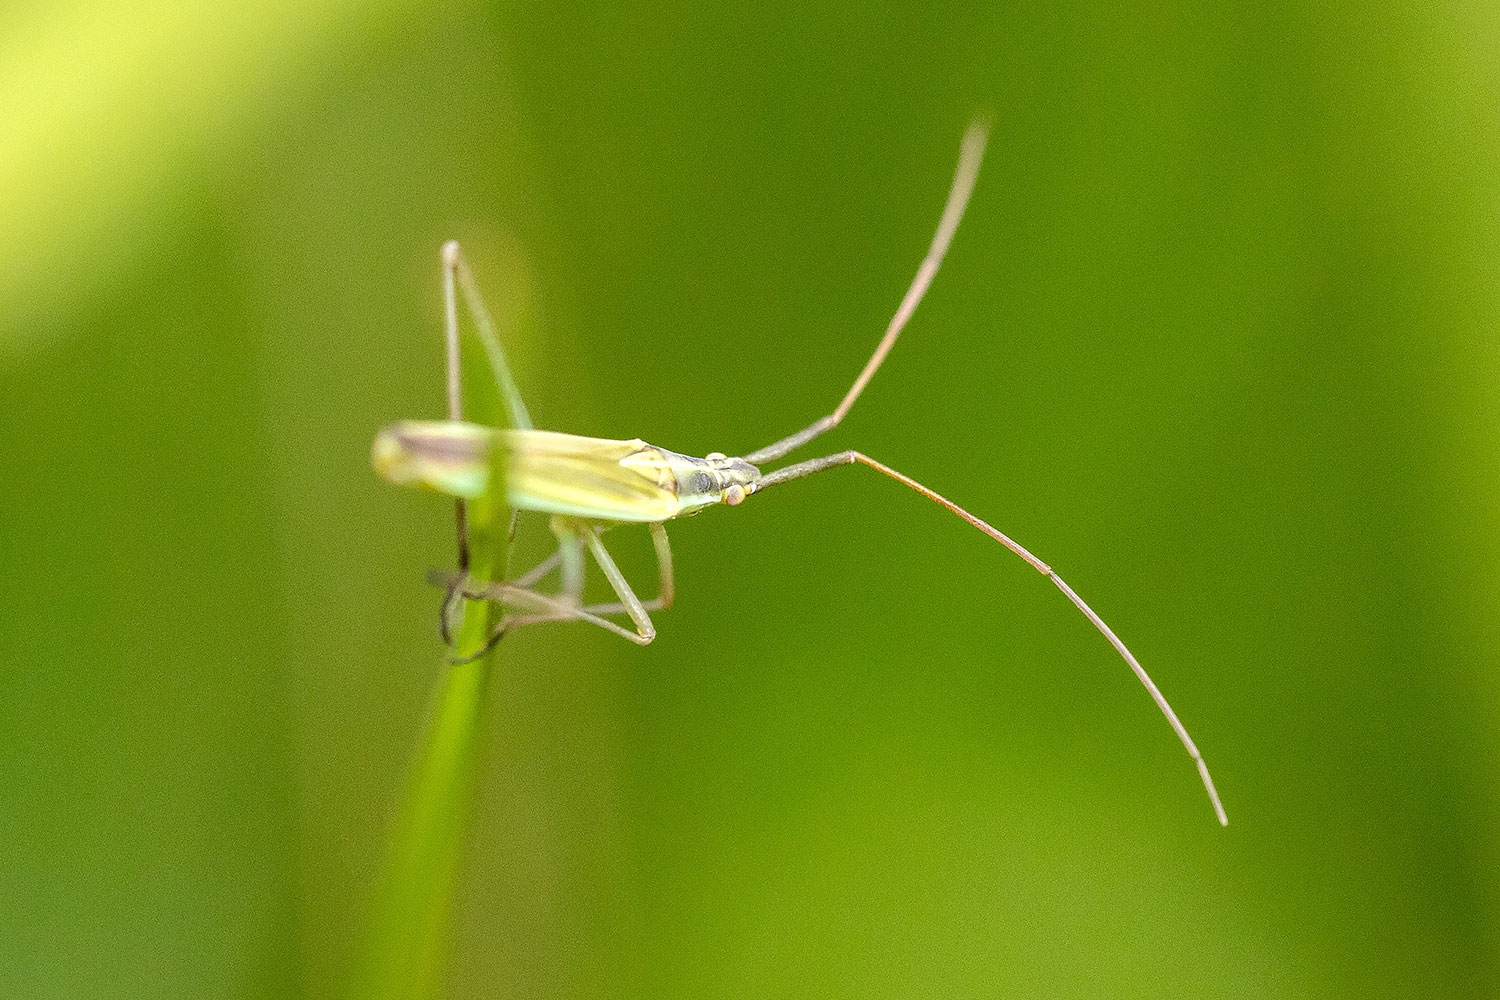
[372, 120, 1228, 825]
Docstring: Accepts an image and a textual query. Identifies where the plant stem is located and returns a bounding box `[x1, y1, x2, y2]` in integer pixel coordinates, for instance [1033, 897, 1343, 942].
[353, 469, 508, 1000]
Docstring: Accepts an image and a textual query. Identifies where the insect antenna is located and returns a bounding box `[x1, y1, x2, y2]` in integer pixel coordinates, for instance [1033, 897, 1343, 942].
[753, 450, 1229, 826]
[745, 116, 992, 465]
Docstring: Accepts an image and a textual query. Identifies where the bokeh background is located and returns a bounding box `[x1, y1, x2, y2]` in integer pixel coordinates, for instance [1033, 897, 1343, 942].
[5, 1, 1500, 997]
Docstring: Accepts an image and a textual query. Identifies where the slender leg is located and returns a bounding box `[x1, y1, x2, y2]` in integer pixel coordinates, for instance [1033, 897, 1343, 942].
[494, 586, 648, 643]
[444, 520, 596, 658]
[447, 524, 661, 660]
[647, 522, 675, 610]
[556, 528, 586, 605]
[582, 526, 655, 641]
[426, 546, 562, 594]
[444, 517, 588, 655]
[491, 519, 658, 642]
[445, 588, 674, 638]
[438, 522, 674, 638]
[449, 584, 653, 664]
[512, 547, 561, 589]
[745, 119, 991, 464]
[751, 450, 1229, 826]
[537, 521, 674, 618]
[440, 243, 471, 637]
[442, 241, 534, 432]
[438, 241, 535, 642]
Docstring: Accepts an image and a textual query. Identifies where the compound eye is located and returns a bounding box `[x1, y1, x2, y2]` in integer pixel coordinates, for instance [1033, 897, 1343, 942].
[724, 484, 746, 505]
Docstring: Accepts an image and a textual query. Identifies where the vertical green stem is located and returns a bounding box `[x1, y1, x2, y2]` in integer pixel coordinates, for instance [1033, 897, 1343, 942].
[353, 456, 508, 1000]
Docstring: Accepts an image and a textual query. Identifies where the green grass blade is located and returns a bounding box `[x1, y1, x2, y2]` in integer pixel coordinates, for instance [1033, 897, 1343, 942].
[352, 449, 509, 1000]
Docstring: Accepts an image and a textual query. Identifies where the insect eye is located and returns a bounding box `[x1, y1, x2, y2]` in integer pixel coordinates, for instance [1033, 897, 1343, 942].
[724, 484, 746, 505]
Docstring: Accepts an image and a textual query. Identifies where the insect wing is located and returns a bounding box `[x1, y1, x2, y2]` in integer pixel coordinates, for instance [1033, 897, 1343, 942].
[504, 429, 682, 522]
[372, 420, 498, 498]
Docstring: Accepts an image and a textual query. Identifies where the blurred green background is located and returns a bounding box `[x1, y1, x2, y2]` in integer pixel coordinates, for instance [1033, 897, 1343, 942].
[5, 0, 1500, 997]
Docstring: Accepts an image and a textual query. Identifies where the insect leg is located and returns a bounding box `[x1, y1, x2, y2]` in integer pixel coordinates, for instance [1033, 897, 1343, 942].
[441, 240, 534, 431]
[440, 518, 633, 660]
[438, 582, 465, 646]
[437, 241, 530, 632]
[436, 241, 536, 643]
[436, 522, 579, 650]
[448, 584, 653, 664]
[649, 521, 675, 610]
[440, 243, 471, 627]
[546, 521, 674, 618]
[459, 524, 660, 644]
[582, 527, 656, 642]
[512, 547, 562, 589]
[437, 513, 555, 646]
[426, 546, 560, 597]
[437, 522, 674, 633]
[753, 449, 1228, 825]
[745, 118, 990, 464]
[556, 527, 587, 606]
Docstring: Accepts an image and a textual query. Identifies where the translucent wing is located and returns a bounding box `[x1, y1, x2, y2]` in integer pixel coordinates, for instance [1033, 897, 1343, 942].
[372, 422, 684, 522]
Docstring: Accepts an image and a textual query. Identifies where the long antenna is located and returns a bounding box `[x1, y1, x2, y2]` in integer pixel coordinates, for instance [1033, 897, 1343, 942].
[745, 117, 992, 465]
[753, 449, 1229, 826]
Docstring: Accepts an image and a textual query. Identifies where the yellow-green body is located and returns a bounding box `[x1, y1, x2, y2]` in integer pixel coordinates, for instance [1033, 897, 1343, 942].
[372, 421, 760, 522]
